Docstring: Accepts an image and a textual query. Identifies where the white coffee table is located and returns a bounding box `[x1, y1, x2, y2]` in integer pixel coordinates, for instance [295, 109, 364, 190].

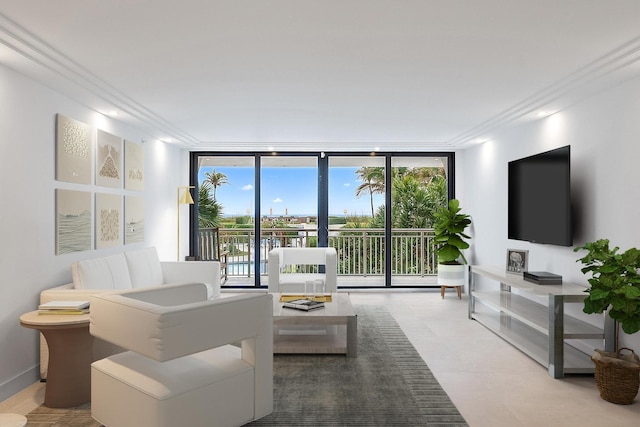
[272, 293, 357, 357]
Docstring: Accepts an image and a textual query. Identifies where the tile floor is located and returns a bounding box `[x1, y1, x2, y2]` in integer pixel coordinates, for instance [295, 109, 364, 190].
[350, 291, 640, 427]
[2, 291, 640, 426]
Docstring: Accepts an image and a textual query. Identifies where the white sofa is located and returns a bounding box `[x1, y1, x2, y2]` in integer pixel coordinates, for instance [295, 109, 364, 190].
[267, 247, 337, 293]
[90, 283, 273, 427]
[39, 247, 221, 378]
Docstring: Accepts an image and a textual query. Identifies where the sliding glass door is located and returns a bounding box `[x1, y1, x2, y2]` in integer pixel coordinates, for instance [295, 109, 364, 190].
[328, 156, 386, 287]
[190, 151, 454, 288]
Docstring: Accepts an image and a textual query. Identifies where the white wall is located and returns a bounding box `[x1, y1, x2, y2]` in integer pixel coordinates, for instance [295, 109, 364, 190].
[0, 64, 187, 400]
[462, 75, 640, 351]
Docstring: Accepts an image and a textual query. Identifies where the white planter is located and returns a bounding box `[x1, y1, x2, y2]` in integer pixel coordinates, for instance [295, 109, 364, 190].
[437, 263, 466, 287]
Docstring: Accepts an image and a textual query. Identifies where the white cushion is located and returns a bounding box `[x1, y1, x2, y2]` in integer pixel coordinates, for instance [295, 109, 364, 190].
[124, 247, 164, 288]
[92, 345, 252, 400]
[71, 253, 132, 290]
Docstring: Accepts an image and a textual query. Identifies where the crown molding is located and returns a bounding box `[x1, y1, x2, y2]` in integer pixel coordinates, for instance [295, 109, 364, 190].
[448, 35, 640, 148]
[0, 12, 200, 147]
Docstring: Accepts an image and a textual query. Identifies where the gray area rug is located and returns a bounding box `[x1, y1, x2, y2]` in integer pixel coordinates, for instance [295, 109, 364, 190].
[27, 305, 467, 426]
[249, 305, 467, 426]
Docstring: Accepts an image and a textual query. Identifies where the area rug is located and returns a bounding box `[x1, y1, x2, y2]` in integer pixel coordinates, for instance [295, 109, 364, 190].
[27, 305, 467, 426]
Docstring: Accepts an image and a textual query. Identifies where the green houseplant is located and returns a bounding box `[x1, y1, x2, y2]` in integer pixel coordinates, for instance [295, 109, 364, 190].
[433, 198, 472, 265]
[574, 239, 640, 336]
[574, 239, 640, 404]
[433, 199, 472, 290]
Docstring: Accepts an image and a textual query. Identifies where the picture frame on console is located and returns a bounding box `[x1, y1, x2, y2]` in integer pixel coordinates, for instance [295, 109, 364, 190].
[506, 249, 528, 274]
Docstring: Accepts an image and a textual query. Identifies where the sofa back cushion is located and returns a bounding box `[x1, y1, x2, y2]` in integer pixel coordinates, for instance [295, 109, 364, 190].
[72, 253, 132, 290]
[125, 247, 165, 288]
[281, 248, 329, 266]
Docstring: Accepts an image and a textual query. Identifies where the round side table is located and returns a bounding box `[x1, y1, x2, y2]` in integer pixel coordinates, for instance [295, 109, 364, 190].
[19, 311, 92, 408]
[0, 413, 27, 427]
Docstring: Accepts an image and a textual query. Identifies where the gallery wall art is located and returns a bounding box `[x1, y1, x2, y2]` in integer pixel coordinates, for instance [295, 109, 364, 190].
[96, 129, 123, 188]
[124, 139, 145, 191]
[55, 113, 147, 254]
[95, 193, 123, 249]
[55, 114, 92, 184]
[56, 189, 92, 254]
[125, 196, 145, 244]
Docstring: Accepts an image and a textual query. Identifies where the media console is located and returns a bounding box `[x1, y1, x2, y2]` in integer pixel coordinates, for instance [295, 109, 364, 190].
[469, 265, 614, 378]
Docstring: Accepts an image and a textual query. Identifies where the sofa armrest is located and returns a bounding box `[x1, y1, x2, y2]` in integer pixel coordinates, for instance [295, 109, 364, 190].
[267, 249, 282, 292]
[90, 286, 272, 362]
[40, 283, 110, 304]
[161, 261, 221, 298]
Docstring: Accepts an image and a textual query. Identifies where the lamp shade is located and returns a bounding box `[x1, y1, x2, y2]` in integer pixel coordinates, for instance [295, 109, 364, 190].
[178, 188, 194, 205]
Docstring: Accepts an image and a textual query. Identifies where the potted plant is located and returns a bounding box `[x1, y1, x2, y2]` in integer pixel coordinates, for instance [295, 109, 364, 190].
[433, 199, 472, 288]
[574, 239, 640, 404]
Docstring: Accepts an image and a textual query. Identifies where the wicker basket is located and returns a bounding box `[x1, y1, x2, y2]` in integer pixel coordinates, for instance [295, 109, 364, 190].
[591, 348, 640, 405]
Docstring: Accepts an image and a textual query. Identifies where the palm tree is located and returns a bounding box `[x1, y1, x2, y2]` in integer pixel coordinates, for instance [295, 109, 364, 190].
[203, 169, 229, 199]
[355, 167, 385, 218]
[198, 181, 223, 228]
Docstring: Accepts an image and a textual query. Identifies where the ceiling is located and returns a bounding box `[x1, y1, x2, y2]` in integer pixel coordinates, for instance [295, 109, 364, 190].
[2, 1, 640, 152]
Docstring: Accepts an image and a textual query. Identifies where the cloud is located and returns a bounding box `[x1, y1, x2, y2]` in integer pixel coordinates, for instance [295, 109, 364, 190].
[344, 182, 351, 187]
[273, 198, 283, 203]
[242, 184, 253, 191]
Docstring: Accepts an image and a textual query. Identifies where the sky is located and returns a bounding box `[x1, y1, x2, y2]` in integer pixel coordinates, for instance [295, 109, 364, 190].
[198, 166, 384, 217]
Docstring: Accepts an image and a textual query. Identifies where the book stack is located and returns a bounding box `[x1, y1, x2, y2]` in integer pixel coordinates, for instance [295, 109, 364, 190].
[282, 299, 325, 311]
[38, 300, 90, 315]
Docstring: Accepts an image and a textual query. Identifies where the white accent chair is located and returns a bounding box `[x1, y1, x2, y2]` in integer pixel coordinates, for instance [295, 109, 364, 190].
[267, 247, 338, 293]
[89, 283, 273, 427]
[38, 247, 221, 379]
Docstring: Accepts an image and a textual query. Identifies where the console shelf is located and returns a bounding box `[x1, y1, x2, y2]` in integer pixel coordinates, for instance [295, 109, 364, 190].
[469, 265, 614, 378]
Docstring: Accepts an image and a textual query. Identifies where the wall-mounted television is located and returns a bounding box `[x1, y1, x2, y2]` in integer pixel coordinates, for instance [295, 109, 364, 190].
[508, 145, 572, 246]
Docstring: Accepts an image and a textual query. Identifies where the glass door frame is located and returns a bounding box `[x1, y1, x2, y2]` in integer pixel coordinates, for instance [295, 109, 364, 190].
[189, 151, 455, 288]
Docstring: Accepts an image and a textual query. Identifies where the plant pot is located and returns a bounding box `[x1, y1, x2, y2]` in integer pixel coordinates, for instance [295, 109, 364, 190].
[437, 263, 466, 287]
[592, 348, 640, 404]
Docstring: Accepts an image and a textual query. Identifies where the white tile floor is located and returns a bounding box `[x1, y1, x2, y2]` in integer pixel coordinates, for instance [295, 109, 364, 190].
[2, 291, 640, 426]
[349, 291, 640, 427]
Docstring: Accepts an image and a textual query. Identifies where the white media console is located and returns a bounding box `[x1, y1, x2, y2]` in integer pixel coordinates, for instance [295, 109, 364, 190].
[468, 265, 614, 378]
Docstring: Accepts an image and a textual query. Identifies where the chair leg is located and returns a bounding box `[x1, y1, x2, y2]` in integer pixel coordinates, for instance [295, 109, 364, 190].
[456, 286, 462, 299]
[441, 286, 445, 299]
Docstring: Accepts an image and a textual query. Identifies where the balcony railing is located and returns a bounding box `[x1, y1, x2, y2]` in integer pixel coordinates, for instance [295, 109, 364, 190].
[199, 227, 438, 279]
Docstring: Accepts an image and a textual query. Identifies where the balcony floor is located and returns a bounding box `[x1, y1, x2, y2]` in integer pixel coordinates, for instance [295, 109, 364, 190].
[222, 275, 440, 288]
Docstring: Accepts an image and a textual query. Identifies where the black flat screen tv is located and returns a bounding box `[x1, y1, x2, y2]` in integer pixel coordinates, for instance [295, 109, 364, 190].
[508, 145, 572, 246]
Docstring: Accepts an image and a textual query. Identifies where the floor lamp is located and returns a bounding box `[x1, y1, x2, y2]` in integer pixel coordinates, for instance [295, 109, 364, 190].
[177, 186, 195, 261]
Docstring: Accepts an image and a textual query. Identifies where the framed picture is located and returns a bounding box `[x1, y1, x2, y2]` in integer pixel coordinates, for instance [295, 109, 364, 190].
[95, 193, 123, 249]
[124, 139, 145, 191]
[55, 114, 92, 184]
[55, 189, 92, 254]
[125, 195, 145, 244]
[96, 129, 123, 188]
[506, 249, 528, 274]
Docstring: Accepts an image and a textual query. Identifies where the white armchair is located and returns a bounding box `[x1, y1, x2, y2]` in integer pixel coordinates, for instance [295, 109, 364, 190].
[89, 283, 273, 427]
[267, 247, 337, 293]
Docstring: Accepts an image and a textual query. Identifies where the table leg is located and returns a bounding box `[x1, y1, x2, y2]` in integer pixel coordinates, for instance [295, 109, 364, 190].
[347, 315, 357, 358]
[41, 325, 93, 408]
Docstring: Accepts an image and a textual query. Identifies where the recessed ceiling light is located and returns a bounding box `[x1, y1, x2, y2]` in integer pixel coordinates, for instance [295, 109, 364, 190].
[537, 111, 549, 117]
[108, 110, 119, 117]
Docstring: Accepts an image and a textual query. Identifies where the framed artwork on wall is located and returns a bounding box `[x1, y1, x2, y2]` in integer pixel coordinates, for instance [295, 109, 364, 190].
[96, 129, 123, 188]
[95, 193, 123, 249]
[55, 189, 92, 254]
[125, 195, 145, 244]
[55, 114, 92, 184]
[124, 139, 145, 191]
[506, 249, 528, 274]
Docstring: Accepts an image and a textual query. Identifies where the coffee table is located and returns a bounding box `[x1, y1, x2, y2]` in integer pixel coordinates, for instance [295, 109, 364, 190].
[19, 311, 92, 408]
[272, 293, 357, 357]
